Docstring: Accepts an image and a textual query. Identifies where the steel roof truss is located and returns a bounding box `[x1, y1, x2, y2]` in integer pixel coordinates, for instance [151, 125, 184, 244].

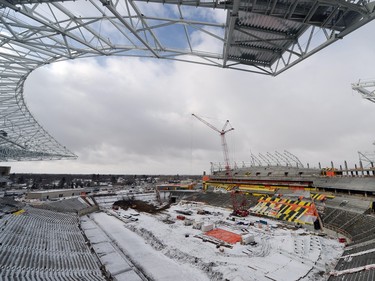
[100, 0, 160, 58]
[128, 0, 164, 50]
[303, 0, 320, 24]
[223, 0, 240, 66]
[234, 27, 301, 58]
[0, 0, 373, 161]
[177, 5, 193, 53]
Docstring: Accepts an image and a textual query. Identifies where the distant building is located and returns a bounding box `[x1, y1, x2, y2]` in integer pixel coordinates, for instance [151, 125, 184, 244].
[26, 188, 85, 200]
[0, 166, 10, 176]
[156, 181, 196, 191]
[0, 166, 11, 188]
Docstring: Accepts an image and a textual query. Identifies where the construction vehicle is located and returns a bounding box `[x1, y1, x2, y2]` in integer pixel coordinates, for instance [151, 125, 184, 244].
[231, 189, 249, 217]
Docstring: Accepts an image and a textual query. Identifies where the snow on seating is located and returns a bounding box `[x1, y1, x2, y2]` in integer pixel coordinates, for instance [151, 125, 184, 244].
[0, 206, 105, 280]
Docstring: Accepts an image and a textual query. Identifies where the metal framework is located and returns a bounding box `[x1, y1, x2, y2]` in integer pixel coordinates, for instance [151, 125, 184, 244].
[358, 150, 375, 167]
[352, 79, 375, 165]
[352, 79, 375, 103]
[248, 150, 302, 167]
[0, 0, 374, 161]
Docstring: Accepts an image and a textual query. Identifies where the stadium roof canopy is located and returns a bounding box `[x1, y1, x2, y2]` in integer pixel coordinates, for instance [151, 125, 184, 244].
[0, 0, 374, 161]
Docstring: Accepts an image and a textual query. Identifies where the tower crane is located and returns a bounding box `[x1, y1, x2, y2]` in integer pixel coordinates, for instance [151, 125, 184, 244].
[192, 114, 234, 175]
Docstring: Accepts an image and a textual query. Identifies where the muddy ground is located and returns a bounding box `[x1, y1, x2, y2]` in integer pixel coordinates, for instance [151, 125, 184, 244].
[113, 199, 170, 214]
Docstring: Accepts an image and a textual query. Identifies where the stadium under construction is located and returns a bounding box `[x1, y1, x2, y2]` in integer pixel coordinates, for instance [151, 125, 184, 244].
[2, 169, 375, 281]
[205, 159, 375, 196]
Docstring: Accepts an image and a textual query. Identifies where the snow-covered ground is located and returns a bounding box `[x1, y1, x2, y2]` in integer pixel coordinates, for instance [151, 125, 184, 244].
[81, 201, 344, 281]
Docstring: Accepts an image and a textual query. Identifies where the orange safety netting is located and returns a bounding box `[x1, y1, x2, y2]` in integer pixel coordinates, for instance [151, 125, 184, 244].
[205, 228, 242, 244]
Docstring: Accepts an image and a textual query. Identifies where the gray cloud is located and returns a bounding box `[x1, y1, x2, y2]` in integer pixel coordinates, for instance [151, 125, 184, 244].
[9, 20, 375, 174]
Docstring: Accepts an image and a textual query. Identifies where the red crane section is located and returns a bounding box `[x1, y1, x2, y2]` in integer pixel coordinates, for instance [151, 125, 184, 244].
[192, 113, 234, 175]
[231, 190, 249, 217]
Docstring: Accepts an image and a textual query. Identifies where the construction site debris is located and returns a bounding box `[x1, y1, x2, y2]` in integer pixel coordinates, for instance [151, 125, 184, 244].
[194, 234, 233, 248]
[113, 199, 170, 214]
[193, 221, 204, 230]
[201, 223, 214, 232]
[241, 234, 255, 245]
[236, 221, 250, 226]
[184, 219, 194, 226]
[163, 219, 175, 224]
[197, 209, 211, 215]
[176, 210, 193, 216]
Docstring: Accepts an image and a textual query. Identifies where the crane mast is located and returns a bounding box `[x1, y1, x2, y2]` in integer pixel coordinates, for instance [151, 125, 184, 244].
[192, 114, 234, 175]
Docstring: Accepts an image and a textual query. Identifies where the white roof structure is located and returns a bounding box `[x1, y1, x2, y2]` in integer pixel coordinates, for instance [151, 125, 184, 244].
[0, 0, 375, 161]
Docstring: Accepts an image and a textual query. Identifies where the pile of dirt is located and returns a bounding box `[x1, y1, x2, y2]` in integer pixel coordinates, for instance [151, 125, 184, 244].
[113, 199, 170, 214]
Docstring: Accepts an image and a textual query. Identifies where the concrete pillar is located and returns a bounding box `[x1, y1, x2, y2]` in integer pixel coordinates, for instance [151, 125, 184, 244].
[368, 162, 375, 176]
[345, 161, 348, 176]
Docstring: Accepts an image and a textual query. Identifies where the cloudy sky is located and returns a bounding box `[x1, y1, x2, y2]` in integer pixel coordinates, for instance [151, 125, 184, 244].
[7, 12, 375, 175]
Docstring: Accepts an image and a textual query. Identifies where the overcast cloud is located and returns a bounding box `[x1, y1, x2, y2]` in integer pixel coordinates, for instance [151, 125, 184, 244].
[7, 19, 375, 175]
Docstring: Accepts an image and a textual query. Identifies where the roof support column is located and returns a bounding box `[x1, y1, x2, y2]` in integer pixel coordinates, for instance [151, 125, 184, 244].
[222, 0, 240, 67]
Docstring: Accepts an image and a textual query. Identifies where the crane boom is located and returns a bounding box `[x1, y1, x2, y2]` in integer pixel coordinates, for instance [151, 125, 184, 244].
[192, 114, 234, 174]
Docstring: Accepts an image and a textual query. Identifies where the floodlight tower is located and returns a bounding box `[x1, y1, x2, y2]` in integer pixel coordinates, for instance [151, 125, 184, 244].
[192, 114, 234, 175]
[352, 79, 375, 165]
[352, 80, 375, 103]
